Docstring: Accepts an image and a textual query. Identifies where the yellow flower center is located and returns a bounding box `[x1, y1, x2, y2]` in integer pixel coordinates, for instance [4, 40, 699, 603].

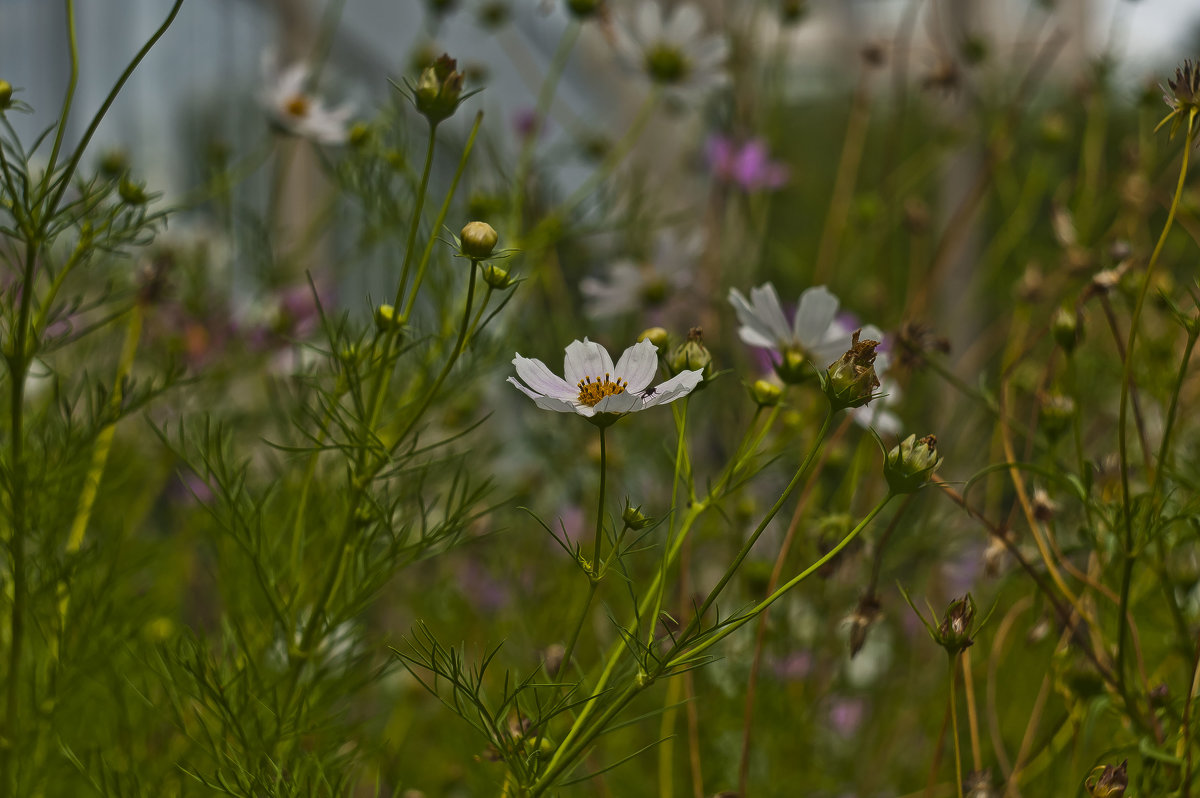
[577, 373, 628, 407]
[285, 94, 311, 118]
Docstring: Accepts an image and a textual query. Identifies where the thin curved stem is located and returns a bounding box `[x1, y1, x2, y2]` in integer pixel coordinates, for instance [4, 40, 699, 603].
[1115, 111, 1195, 696]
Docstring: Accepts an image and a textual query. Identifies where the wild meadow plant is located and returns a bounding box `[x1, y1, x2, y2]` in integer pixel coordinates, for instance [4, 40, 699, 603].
[6, 0, 1200, 796]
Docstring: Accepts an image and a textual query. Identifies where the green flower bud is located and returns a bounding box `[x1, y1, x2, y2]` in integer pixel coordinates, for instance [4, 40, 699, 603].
[775, 347, 812, 385]
[621, 502, 653, 531]
[0, 81, 11, 107]
[566, 0, 602, 18]
[884, 433, 942, 494]
[935, 594, 976, 655]
[118, 177, 149, 205]
[1051, 306, 1081, 353]
[748, 378, 783, 407]
[99, 149, 129, 178]
[667, 327, 713, 380]
[1038, 393, 1076, 441]
[638, 326, 669, 350]
[374, 304, 403, 333]
[460, 221, 499, 259]
[347, 122, 372, 148]
[1085, 760, 1127, 798]
[822, 330, 881, 411]
[482, 262, 514, 290]
[414, 54, 465, 125]
[780, 0, 808, 24]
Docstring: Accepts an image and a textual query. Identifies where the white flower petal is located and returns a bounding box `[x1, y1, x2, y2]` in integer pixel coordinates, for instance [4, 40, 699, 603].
[730, 287, 783, 351]
[636, 1, 664, 43]
[513, 354, 577, 400]
[749, 283, 794, 345]
[614, 339, 659, 393]
[508, 377, 577, 413]
[642, 369, 703, 408]
[792, 286, 840, 347]
[564, 338, 616, 386]
[594, 391, 640, 414]
[665, 3, 703, 45]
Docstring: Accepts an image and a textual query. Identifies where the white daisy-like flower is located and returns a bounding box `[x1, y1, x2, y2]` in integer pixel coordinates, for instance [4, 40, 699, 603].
[730, 283, 874, 366]
[509, 338, 703, 422]
[611, 1, 729, 102]
[580, 228, 703, 319]
[260, 58, 354, 145]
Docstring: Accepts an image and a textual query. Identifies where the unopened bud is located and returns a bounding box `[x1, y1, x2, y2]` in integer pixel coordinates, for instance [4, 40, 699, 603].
[1051, 306, 1081, 353]
[348, 122, 372, 148]
[1085, 760, 1127, 798]
[935, 594, 976, 655]
[482, 263, 514, 290]
[99, 150, 129, 178]
[1038, 393, 1076, 441]
[776, 347, 812, 385]
[621, 502, 653, 530]
[848, 594, 881, 658]
[884, 433, 942, 494]
[414, 54, 465, 125]
[0, 81, 11, 108]
[780, 0, 808, 24]
[118, 178, 148, 205]
[375, 304, 403, 333]
[667, 327, 713, 379]
[822, 330, 881, 410]
[749, 378, 783, 407]
[638, 326, 669, 350]
[460, 221, 498, 259]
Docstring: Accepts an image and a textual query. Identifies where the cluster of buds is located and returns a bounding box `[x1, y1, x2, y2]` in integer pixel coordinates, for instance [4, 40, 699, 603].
[1085, 760, 1127, 798]
[883, 434, 942, 494]
[413, 54, 466, 125]
[820, 329, 881, 411]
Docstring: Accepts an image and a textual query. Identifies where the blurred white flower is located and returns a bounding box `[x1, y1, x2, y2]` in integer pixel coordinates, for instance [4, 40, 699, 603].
[611, 1, 729, 102]
[729, 283, 901, 432]
[509, 338, 702, 420]
[580, 228, 703, 319]
[260, 58, 354, 145]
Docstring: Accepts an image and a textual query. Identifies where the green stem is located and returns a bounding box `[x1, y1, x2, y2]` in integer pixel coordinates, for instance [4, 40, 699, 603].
[1115, 110, 1195, 696]
[950, 656, 965, 798]
[510, 20, 581, 236]
[2, 239, 37, 793]
[665, 493, 892, 668]
[592, 426, 607, 574]
[43, 0, 79, 188]
[400, 111, 484, 321]
[680, 406, 833, 641]
[393, 122, 439, 312]
[645, 400, 690, 649]
[42, 0, 185, 227]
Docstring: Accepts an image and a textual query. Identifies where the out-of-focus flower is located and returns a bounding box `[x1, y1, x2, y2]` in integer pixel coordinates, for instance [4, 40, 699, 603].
[1160, 60, 1200, 139]
[827, 696, 866, 738]
[729, 283, 884, 386]
[581, 228, 702, 319]
[706, 135, 789, 192]
[260, 59, 354, 145]
[1085, 760, 1127, 798]
[611, 1, 729, 103]
[508, 338, 702, 423]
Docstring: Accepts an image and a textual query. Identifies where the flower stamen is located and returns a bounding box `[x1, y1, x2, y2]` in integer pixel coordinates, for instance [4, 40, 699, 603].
[285, 94, 311, 118]
[577, 373, 629, 407]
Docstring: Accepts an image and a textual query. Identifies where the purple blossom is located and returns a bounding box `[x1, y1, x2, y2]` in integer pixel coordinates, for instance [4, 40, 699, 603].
[827, 696, 866, 738]
[770, 650, 814, 682]
[706, 135, 789, 192]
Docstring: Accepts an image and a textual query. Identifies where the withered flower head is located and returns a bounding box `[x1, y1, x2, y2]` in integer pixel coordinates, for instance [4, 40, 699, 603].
[821, 329, 881, 411]
[1159, 60, 1200, 139]
[848, 594, 882, 658]
[1085, 760, 1127, 798]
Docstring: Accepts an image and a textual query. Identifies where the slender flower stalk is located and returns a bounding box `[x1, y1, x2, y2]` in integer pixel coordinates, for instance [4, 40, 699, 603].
[1116, 110, 1196, 696]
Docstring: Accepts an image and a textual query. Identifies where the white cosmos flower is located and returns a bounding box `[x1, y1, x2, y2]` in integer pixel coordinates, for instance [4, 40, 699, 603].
[580, 228, 703, 319]
[509, 338, 703, 420]
[730, 283, 900, 432]
[261, 58, 354, 145]
[611, 1, 729, 103]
